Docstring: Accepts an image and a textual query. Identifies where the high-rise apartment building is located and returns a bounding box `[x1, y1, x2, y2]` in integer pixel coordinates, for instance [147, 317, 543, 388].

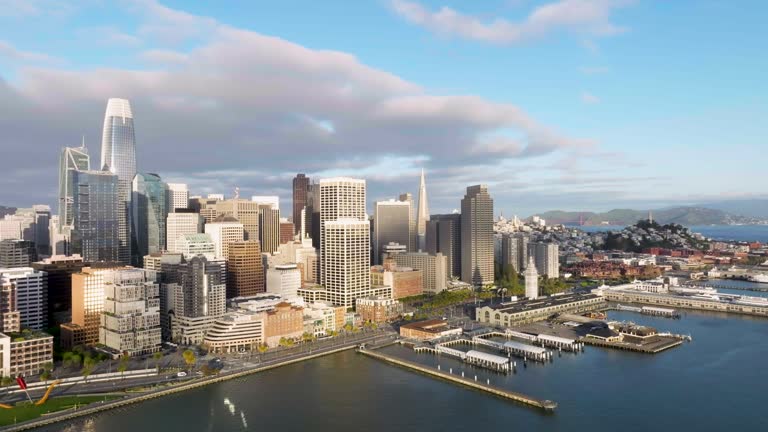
[66, 266, 125, 346]
[31, 255, 86, 325]
[99, 268, 161, 355]
[100, 98, 137, 265]
[373, 200, 411, 264]
[166, 210, 203, 253]
[528, 242, 560, 279]
[461, 185, 494, 287]
[501, 233, 529, 273]
[0, 240, 37, 268]
[426, 213, 461, 279]
[163, 256, 226, 344]
[205, 217, 244, 260]
[227, 240, 265, 298]
[167, 183, 189, 212]
[70, 170, 120, 263]
[132, 173, 168, 265]
[293, 174, 310, 235]
[0, 267, 47, 330]
[216, 199, 259, 241]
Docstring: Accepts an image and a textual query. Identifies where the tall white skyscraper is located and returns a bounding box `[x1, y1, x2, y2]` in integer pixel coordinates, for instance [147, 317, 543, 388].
[524, 256, 539, 299]
[166, 211, 203, 253]
[204, 218, 245, 259]
[167, 183, 189, 212]
[322, 219, 371, 307]
[374, 199, 411, 264]
[100, 98, 137, 265]
[416, 169, 430, 251]
[319, 178, 374, 307]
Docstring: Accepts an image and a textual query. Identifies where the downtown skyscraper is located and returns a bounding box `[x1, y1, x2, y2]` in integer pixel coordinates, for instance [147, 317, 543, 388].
[131, 172, 168, 264]
[292, 174, 310, 235]
[461, 185, 494, 287]
[58, 145, 90, 231]
[416, 169, 430, 251]
[319, 178, 373, 307]
[101, 98, 137, 265]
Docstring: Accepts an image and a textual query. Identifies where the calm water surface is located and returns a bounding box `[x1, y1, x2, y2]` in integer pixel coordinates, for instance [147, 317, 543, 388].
[41, 310, 768, 432]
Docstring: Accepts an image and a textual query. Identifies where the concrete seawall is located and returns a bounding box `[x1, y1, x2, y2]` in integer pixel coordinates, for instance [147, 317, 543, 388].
[358, 349, 557, 412]
[3, 345, 359, 432]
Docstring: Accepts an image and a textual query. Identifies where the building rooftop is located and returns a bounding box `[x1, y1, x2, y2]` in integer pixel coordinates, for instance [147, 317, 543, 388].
[401, 319, 456, 334]
[479, 293, 601, 313]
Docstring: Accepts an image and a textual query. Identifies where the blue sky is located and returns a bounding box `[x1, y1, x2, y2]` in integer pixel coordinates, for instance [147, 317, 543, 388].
[0, 0, 766, 217]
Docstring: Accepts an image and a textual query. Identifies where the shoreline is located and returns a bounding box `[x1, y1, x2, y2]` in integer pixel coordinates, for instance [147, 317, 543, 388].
[2, 334, 395, 432]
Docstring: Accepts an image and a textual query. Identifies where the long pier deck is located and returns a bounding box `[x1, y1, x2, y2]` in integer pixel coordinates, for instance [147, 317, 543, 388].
[358, 348, 557, 411]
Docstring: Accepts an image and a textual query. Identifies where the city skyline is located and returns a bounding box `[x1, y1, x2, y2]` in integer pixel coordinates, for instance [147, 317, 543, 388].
[1, 1, 766, 217]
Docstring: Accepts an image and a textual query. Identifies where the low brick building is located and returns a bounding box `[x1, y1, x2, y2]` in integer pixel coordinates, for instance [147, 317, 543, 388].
[399, 319, 462, 341]
[264, 302, 304, 347]
[357, 296, 402, 324]
[371, 259, 423, 299]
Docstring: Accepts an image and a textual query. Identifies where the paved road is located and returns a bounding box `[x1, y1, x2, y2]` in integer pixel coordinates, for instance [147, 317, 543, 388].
[0, 330, 398, 406]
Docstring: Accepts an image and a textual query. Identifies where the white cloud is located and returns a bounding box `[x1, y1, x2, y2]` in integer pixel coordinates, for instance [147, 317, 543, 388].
[581, 91, 601, 104]
[0, 0, 627, 213]
[390, 0, 633, 44]
[0, 40, 58, 63]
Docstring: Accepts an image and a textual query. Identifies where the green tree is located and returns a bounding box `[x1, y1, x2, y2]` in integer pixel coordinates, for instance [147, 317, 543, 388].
[117, 353, 130, 375]
[153, 351, 163, 371]
[40, 362, 53, 381]
[182, 350, 196, 371]
[82, 355, 97, 379]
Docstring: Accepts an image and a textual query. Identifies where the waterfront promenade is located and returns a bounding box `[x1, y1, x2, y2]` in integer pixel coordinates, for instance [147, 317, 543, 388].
[1, 332, 397, 432]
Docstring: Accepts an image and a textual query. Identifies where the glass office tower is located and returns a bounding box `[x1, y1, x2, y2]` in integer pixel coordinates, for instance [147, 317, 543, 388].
[100, 98, 137, 265]
[71, 170, 120, 263]
[58, 145, 90, 228]
[132, 173, 168, 264]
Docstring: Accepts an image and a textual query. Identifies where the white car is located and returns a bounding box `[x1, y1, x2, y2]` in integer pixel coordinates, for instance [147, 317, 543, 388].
[176, 371, 187, 377]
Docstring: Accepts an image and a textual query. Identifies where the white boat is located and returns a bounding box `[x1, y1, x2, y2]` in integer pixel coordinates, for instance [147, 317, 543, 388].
[747, 274, 768, 283]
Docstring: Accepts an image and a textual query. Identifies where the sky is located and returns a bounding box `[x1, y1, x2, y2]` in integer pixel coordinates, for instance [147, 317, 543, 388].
[0, 0, 766, 218]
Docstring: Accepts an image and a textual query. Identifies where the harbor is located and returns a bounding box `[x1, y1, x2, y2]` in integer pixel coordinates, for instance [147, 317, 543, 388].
[358, 347, 557, 411]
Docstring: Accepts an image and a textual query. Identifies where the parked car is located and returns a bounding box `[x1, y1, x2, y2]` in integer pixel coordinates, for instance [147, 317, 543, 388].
[176, 371, 187, 377]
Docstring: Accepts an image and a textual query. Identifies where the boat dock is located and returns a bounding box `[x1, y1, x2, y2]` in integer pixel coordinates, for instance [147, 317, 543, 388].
[581, 336, 684, 353]
[614, 304, 681, 318]
[358, 348, 557, 411]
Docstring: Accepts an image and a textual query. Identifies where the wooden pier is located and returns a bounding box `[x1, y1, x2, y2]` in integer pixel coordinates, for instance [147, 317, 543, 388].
[358, 348, 557, 411]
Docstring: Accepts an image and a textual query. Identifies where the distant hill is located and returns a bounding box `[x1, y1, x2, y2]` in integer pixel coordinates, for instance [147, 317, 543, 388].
[532, 206, 758, 226]
[696, 199, 768, 219]
[0, 206, 15, 218]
